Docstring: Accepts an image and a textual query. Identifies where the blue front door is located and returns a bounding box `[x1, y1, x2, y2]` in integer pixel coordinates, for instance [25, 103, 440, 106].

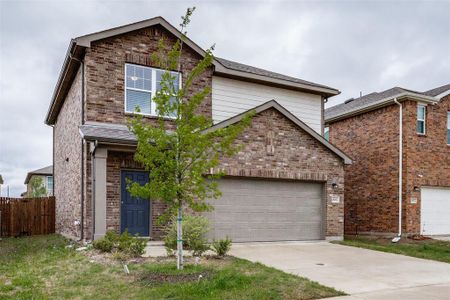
[121, 170, 150, 236]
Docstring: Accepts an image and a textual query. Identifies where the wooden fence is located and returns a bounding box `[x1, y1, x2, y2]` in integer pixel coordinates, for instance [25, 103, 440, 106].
[0, 196, 55, 237]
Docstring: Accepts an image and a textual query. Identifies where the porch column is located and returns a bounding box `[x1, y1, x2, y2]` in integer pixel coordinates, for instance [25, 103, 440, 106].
[94, 147, 107, 240]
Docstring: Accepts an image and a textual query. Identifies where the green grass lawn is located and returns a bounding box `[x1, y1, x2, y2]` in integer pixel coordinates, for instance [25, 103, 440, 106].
[0, 234, 344, 300]
[337, 236, 450, 263]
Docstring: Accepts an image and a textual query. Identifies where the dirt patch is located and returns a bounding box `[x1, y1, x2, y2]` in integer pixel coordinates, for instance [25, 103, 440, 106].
[138, 271, 213, 286]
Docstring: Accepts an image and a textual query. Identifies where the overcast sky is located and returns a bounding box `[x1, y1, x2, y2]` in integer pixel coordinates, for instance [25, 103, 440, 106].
[1, 0, 449, 196]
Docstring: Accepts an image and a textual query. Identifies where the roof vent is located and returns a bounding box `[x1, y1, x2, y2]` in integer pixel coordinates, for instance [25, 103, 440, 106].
[344, 98, 354, 104]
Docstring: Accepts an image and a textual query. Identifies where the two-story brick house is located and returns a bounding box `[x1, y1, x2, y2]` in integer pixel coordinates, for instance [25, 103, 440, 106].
[325, 85, 450, 237]
[45, 17, 351, 242]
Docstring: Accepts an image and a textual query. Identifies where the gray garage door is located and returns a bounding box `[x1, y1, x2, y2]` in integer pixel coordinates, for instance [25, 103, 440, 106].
[205, 178, 325, 242]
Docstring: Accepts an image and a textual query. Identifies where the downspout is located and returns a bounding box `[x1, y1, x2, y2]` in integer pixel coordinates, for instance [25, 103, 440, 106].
[393, 98, 402, 242]
[52, 125, 55, 197]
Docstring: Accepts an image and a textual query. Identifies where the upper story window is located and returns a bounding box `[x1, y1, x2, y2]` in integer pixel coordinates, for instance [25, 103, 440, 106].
[447, 111, 450, 145]
[416, 104, 426, 135]
[324, 126, 330, 141]
[125, 63, 180, 116]
[46, 176, 53, 195]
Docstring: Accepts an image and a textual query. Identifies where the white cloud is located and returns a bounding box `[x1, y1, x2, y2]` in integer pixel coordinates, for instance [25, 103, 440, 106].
[0, 0, 449, 196]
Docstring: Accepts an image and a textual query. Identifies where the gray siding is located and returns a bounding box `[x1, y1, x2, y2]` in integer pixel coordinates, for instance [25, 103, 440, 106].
[212, 76, 323, 133]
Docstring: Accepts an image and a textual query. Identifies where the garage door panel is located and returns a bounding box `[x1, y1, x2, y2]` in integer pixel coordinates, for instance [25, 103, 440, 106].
[421, 187, 450, 235]
[205, 178, 324, 242]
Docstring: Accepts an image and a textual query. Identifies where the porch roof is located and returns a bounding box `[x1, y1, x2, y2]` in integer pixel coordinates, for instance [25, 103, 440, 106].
[79, 122, 137, 145]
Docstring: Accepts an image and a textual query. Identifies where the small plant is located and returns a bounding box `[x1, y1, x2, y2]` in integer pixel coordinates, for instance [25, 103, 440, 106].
[211, 237, 232, 257]
[92, 237, 114, 252]
[93, 230, 146, 257]
[164, 215, 210, 256]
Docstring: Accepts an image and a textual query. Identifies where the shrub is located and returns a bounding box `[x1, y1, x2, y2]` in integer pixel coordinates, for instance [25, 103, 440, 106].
[164, 215, 210, 256]
[92, 237, 114, 252]
[92, 230, 146, 257]
[211, 237, 232, 257]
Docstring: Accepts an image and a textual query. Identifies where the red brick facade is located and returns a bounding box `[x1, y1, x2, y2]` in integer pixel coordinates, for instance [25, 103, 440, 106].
[402, 97, 450, 233]
[329, 96, 450, 235]
[216, 108, 345, 237]
[84, 24, 212, 125]
[53, 23, 346, 241]
[82, 25, 212, 240]
[54, 68, 83, 239]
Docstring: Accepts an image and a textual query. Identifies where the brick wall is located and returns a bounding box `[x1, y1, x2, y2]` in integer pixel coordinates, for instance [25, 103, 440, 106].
[217, 108, 345, 237]
[329, 105, 400, 235]
[84, 24, 212, 125]
[403, 97, 450, 233]
[82, 25, 213, 240]
[329, 96, 450, 235]
[62, 24, 345, 240]
[54, 68, 82, 239]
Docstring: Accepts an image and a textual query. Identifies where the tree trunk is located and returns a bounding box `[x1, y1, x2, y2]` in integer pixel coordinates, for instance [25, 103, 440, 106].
[176, 206, 183, 270]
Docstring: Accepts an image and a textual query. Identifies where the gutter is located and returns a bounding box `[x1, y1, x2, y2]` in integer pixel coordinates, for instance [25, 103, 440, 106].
[392, 98, 402, 243]
[325, 92, 438, 124]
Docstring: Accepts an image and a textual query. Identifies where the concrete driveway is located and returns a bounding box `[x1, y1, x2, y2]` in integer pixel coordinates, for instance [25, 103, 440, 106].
[230, 241, 450, 299]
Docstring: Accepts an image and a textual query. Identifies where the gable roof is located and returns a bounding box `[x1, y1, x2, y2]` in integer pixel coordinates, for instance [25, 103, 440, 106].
[215, 57, 336, 91]
[24, 165, 53, 184]
[45, 16, 339, 125]
[79, 101, 352, 164]
[325, 86, 438, 123]
[205, 100, 352, 164]
[423, 83, 450, 98]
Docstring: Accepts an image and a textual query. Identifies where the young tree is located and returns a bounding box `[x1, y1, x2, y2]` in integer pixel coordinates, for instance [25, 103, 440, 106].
[128, 8, 253, 269]
[29, 176, 47, 197]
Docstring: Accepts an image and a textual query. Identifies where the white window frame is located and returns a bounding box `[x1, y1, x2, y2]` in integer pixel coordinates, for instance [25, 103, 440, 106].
[417, 104, 426, 135]
[124, 63, 181, 117]
[324, 126, 330, 141]
[46, 176, 53, 195]
[447, 111, 450, 145]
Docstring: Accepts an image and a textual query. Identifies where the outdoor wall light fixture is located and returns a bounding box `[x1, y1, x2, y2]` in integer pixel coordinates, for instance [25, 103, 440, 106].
[413, 186, 420, 192]
[65, 157, 69, 162]
[331, 179, 338, 189]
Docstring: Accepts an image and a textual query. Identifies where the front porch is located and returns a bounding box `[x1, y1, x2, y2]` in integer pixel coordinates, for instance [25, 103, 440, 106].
[89, 146, 167, 241]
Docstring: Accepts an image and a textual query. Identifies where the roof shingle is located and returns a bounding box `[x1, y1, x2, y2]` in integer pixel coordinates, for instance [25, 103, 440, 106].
[325, 85, 443, 122]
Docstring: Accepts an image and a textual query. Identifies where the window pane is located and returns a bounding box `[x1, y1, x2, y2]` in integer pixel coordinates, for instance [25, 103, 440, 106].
[126, 65, 134, 76]
[47, 177, 53, 189]
[126, 64, 151, 91]
[417, 120, 425, 134]
[135, 67, 144, 78]
[417, 106, 425, 119]
[448, 112, 450, 144]
[156, 70, 163, 91]
[155, 70, 179, 92]
[126, 90, 151, 114]
[144, 79, 151, 90]
[143, 68, 151, 80]
[324, 127, 329, 141]
[135, 78, 144, 90]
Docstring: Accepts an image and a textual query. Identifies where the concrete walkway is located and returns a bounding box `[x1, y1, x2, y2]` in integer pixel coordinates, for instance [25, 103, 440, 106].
[230, 241, 450, 299]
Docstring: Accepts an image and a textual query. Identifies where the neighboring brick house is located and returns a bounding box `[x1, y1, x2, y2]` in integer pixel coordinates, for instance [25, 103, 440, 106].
[45, 17, 351, 242]
[325, 85, 450, 237]
[24, 165, 54, 197]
